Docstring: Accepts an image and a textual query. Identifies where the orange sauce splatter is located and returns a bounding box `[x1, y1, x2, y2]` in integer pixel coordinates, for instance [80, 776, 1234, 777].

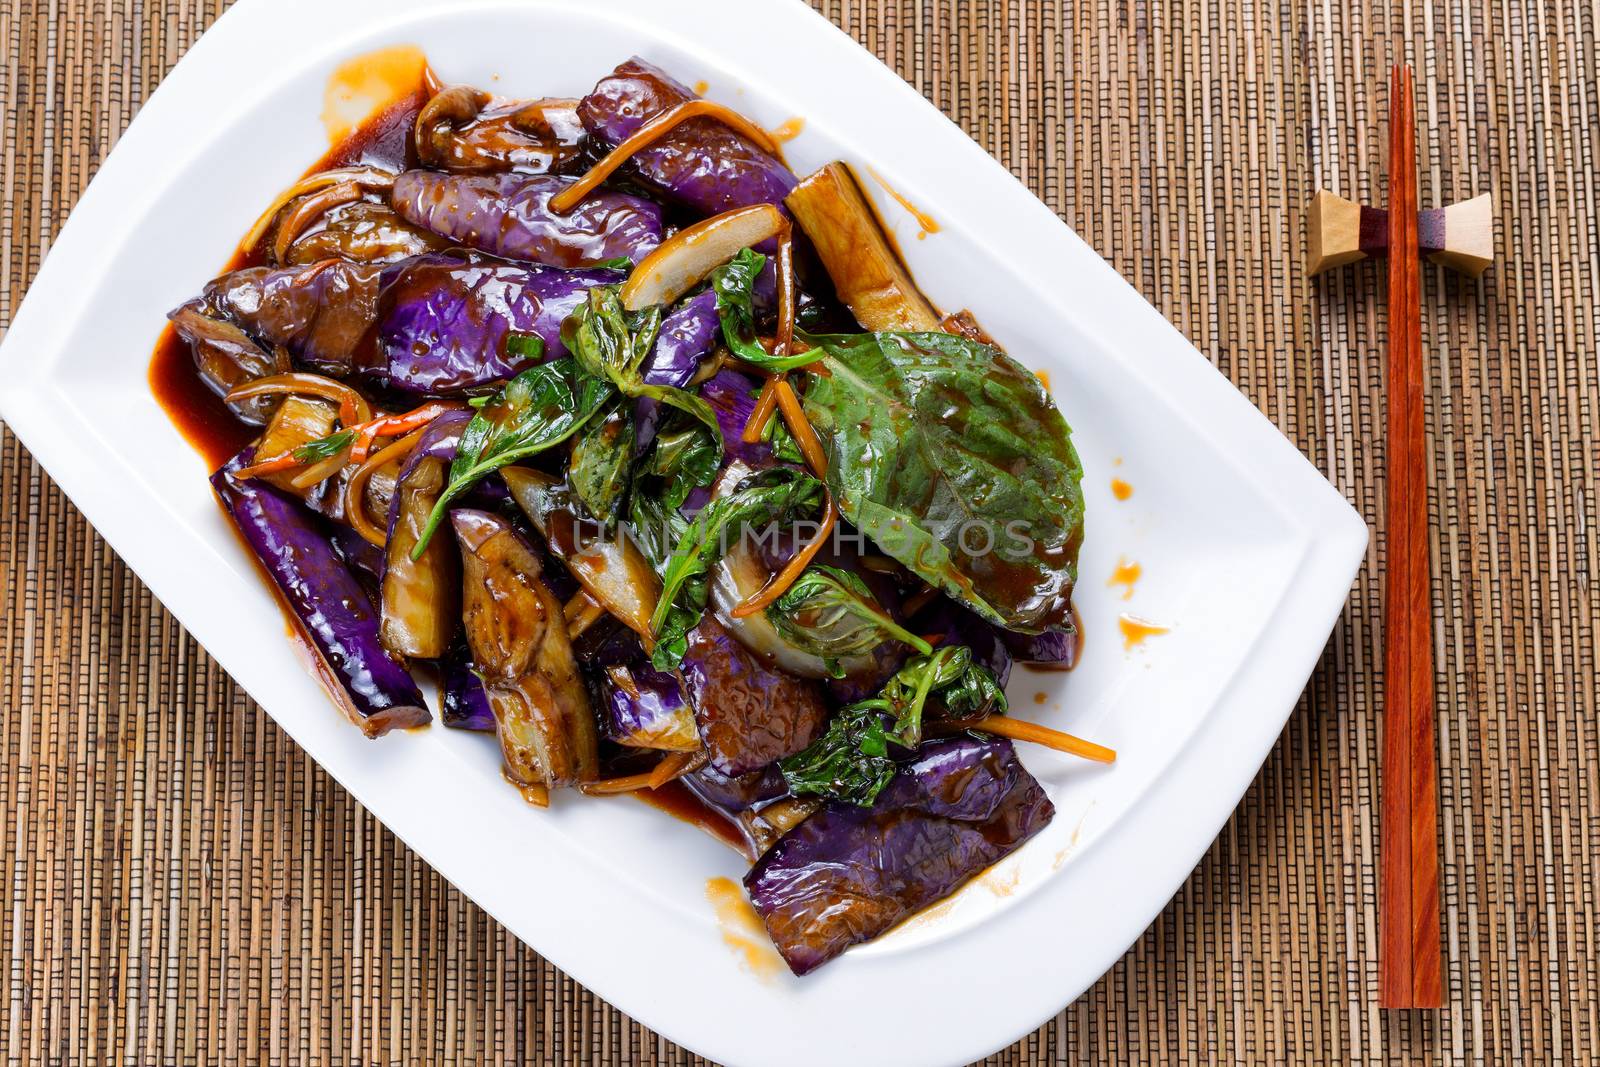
[321, 45, 430, 146]
[1035, 368, 1051, 392]
[982, 862, 1022, 898]
[1118, 614, 1168, 650]
[1032, 691, 1048, 705]
[892, 891, 962, 933]
[1107, 557, 1141, 600]
[706, 877, 783, 981]
[768, 116, 806, 144]
[1110, 478, 1133, 500]
[865, 166, 941, 239]
[693, 79, 710, 95]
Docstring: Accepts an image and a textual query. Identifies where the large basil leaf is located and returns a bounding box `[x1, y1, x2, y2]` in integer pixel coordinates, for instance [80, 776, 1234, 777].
[568, 399, 635, 528]
[412, 358, 613, 558]
[767, 565, 930, 677]
[647, 466, 825, 670]
[642, 415, 721, 510]
[803, 331, 1084, 632]
[778, 703, 896, 807]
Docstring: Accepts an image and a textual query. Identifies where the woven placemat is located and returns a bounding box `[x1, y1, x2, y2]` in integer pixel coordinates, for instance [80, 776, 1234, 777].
[3, 0, 1597, 1063]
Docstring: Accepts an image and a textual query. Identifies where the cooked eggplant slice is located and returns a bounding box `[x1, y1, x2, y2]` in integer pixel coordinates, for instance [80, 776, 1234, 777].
[453, 509, 598, 789]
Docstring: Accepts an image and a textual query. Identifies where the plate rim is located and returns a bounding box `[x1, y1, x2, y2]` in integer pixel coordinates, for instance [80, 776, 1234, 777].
[0, 1, 1369, 1063]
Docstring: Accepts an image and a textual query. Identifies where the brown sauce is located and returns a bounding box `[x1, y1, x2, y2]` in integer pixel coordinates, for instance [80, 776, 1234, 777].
[149, 70, 430, 468]
[865, 165, 941, 240]
[637, 780, 751, 857]
[768, 117, 805, 144]
[1110, 477, 1133, 500]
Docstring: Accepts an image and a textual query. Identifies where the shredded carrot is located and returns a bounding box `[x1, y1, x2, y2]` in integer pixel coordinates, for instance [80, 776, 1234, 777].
[233, 450, 309, 480]
[225, 373, 371, 427]
[647, 750, 697, 790]
[348, 401, 464, 463]
[972, 716, 1116, 763]
[741, 374, 783, 443]
[343, 428, 425, 547]
[550, 99, 782, 214]
[730, 491, 836, 618]
[579, 770, 661, 796]
[271, 181, 362, 263]
[774, 377, 828, 476]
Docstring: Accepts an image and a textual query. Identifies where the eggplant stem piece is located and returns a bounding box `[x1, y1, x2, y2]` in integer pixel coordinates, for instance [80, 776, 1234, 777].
[344, 428, 426, 547]
[240, 166, 398, 254]
[619, 204, 785, 312]
[972, 716, 1116, 764]
[729, 490, 836, 618]
[271, 181, 363, 264]
[551, 99, 783, 215]
[225, 372, 372, 428]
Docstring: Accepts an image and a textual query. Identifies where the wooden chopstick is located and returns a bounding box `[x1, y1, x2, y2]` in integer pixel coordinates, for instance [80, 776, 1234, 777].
[1379, 62, 1443, 1010]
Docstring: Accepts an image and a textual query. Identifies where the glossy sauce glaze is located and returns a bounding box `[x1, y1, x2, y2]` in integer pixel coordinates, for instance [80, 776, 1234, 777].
[1118, 613, 1168, 650]
[149, 79, 429, 468]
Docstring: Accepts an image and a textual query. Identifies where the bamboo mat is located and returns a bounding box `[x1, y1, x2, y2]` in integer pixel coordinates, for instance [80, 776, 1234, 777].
[2, 0, 1597, 1063]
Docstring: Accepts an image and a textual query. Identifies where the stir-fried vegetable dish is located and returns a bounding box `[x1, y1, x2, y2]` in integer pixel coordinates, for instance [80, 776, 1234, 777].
[157, 56, 1112, 975]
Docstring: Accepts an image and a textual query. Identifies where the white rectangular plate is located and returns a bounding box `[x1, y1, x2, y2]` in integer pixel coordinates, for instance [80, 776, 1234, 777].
[0, 1, 1367, 1063]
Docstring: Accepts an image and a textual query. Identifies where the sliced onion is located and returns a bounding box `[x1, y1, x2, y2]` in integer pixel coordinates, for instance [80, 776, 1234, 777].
[500, 467, 662, 644]
[619, 203, 786, 312]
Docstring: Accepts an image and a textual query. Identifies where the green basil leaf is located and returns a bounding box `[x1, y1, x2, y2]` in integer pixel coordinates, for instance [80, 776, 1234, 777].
[709, 248, 823, 372]
[292, 428, 355, 464]
[803, 331, 1084, 632]
[778, 703, 897, 807]
[647, 466, 825, 670]
[411, 359, 613, 559]
[766, 565, 931, 677]
[568, 399, 635, 528]
[589, 256, 634, 272]
[628, 491, 689, 575]
[875, 644, 1006, 747]
[644, 416, 721, 510]
[564, 286, 726, 467]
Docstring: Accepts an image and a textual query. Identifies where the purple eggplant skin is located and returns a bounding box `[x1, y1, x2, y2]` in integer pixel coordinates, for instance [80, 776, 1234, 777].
[601, 661, 700, 751]
[391, 171, 664, 268]
[380, 411, 474, 658]
[203, 259, 385, 377]
[372, 253, 620, 396]
[439, 636, 496, 732]
[683, 762, 788, 816]
[1000, 626, 1080, 668]
[700, 368, 776, 468]
[330, 523, 385, 591]
[578, 58, 796, 218]
[633, 290, 723, 454]
[168, 300, 288, 425]
[644, 290, 720, 388]
[678, 615, 828, 776]
[210, 448, 429, 737]
[745, 735, 1054, 975]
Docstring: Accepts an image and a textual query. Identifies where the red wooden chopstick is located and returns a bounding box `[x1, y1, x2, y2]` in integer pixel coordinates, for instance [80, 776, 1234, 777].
[1379, 62, 1442, 1010]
